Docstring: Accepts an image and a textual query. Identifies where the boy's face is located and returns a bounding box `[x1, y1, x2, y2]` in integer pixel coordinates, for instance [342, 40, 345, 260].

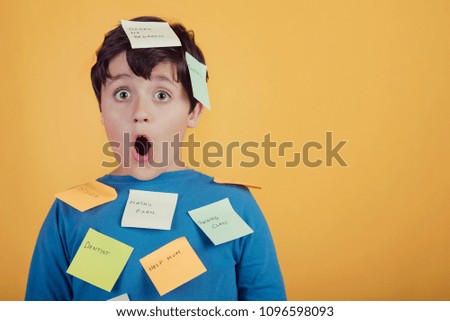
[100, 51, 202, 180]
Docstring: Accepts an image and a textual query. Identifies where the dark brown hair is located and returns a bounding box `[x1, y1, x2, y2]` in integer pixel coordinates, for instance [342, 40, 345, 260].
[91, 16, 207, 112]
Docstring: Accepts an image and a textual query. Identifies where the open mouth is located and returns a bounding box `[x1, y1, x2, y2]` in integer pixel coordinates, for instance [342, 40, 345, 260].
[134, 135, 152, 156]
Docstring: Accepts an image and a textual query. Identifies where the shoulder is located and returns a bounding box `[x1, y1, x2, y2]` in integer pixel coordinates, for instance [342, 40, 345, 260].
[187, 171, 263, 218]
[191, 171, 255, 198]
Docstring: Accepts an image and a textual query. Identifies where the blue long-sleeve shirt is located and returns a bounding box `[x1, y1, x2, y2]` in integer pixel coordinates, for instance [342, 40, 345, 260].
[25, 169, 286, 300]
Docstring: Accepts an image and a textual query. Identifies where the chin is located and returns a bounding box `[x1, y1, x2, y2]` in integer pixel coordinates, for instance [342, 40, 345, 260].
[129, 166, 166, 181]
[131, 162, 185, 180]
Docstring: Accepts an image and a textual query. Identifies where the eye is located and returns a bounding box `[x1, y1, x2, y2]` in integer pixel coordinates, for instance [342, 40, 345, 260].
[154, 90, 171, 102]
[114, 89, 131, 101]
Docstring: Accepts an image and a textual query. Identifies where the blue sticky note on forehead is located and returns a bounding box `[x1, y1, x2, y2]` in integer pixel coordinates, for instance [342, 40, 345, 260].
[185, 52, 211, 109]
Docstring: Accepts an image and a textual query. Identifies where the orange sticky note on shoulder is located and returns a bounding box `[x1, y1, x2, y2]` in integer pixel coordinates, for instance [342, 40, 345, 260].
[213, 177, 262, 189]
[140, 237, 206, 296]
[55, 181, 117, 212]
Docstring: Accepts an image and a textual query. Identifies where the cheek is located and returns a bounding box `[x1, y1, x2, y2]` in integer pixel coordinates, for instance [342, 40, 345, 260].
[102, 116, 122, 141]
[156, 116, 189, 139]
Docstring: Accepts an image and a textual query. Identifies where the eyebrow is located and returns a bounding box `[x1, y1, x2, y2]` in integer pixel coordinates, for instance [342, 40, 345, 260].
[105, 74, 131, 87]
[104, 73, 177, 88]
[150, 75, 177, 87]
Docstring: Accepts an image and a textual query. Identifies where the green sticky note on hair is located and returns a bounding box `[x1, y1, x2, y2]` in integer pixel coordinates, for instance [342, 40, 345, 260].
[66, 228, 133, 292]
[185, 52, 211, 109]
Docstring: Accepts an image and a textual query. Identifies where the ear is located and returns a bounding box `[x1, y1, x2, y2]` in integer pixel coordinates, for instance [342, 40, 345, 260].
[100, 113, 105, 125]
[187, 103, 203, 128]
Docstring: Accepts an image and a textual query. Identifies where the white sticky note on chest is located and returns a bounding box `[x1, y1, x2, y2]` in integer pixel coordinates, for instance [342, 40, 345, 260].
[188, 198, 254, 245]
[121, 190, 178, 230]
[121, 20, 181, 49]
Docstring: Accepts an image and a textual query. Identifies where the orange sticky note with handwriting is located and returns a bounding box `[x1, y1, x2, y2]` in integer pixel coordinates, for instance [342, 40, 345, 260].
[140, 237, 206, 296]
[55, 181, 117, 212]
[213, 177, 262, 189]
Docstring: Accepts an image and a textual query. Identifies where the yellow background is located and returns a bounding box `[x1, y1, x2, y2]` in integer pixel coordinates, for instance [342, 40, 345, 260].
[1, 0, 449, 300]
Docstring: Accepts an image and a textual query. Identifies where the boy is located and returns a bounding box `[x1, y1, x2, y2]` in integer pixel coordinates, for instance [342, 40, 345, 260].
[25, 16, 286, 300]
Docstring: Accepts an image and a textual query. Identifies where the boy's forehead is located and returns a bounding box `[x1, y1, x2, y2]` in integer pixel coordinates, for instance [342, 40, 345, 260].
[149, 62, 178, 81]
[106, 51, 178, 83]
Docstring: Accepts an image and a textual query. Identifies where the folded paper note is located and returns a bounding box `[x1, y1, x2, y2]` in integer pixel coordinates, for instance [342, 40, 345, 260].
[140, 237, 206, 296]
[66, 228, 133, 292]
[213, 177, 262, 189]
[121, 190, 178, 230]
[108, 293, 130, 301]
[188, 198, 254, 245]
[121, 20, 181, 49]
[185, 52, 211, 109]
[55, 181, 117, 212]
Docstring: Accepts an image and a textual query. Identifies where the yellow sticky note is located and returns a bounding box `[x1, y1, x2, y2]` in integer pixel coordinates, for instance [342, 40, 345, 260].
[66, 228, 133, 292]
[55, 181, 117, 212]
[121, 20, 181, 49]
[140, 237, 206, 296]
[213, 177, 262, 189]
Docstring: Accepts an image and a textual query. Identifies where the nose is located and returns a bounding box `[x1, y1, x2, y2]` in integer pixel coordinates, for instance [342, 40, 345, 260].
[132, 96, 150, 123]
